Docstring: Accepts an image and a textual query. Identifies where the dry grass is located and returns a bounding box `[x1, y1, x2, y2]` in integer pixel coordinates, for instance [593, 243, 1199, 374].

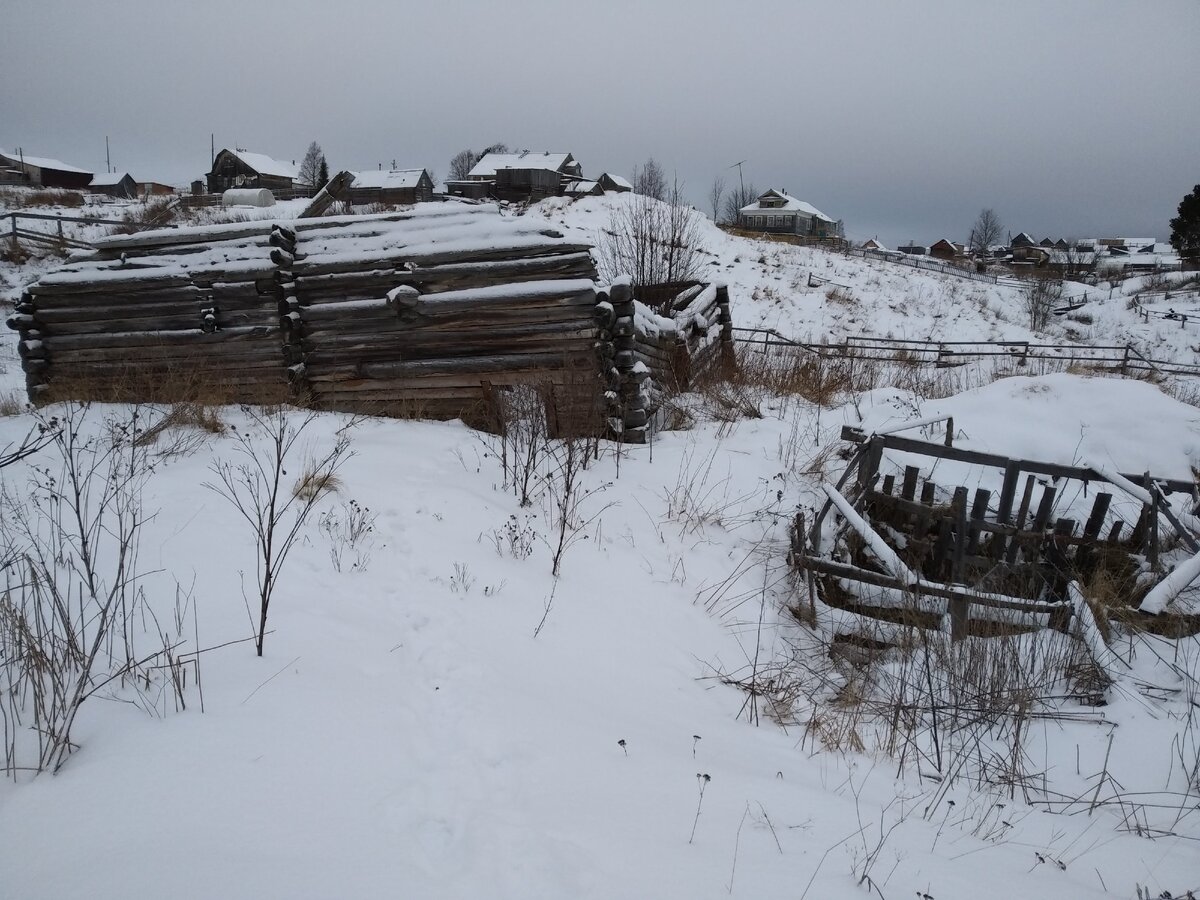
[293, 464, 343, 501]
[0, 187, 86, 208]
[111, 196, 178, 235]
[134, 402, 226, 456]
[0, 391, 23, 417]
[825, 285, 855, 305]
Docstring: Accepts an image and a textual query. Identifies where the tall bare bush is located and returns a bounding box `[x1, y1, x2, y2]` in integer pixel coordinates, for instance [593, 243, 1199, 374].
[599, 176, 704, 288]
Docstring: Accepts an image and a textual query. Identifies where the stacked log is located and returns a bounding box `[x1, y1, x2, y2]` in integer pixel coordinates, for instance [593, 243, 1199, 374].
[284, 206, 602, 430]
[9, 220, 292, 404]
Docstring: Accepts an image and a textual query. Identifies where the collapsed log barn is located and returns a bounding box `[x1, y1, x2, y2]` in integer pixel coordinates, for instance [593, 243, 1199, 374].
[793, 423, 1200, 649]
[8, 204, 734, 442]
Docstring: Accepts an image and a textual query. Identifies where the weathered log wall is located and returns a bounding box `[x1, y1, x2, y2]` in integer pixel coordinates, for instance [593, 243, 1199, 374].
[9, 205, 736, 440]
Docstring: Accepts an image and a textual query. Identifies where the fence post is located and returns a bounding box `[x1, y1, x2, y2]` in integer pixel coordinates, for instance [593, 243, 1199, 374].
[1120, 345, 1129, 376]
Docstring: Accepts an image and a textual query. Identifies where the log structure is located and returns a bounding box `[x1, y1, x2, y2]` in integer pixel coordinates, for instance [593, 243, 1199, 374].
[7, 204, 736, 439]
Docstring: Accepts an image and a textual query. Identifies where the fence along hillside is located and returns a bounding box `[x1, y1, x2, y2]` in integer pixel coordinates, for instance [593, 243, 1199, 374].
[8, 204, 734, 439]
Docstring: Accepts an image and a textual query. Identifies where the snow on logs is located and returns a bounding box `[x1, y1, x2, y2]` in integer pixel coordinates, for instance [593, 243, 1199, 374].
[10, 204, 735, 438]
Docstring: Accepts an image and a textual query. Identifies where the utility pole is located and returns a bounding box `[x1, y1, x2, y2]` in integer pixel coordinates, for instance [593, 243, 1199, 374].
[105, 135, 111, 173]
[728, 159, 747, 206]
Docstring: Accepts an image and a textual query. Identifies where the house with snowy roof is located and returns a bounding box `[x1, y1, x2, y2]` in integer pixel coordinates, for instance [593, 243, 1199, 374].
[597, 173, 632, 193]
[737, 189, 835, 238]
[860, 238, 888, 252]
[447, 150, 584, 202]
[206, 148, 299, 194]
[347, 168, 435, 206]
[88, 172, 137, 199]
[0, 148, 93, 189]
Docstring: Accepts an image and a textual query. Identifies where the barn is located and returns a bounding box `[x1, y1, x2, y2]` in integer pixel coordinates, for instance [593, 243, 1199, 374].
[449, 150, 583, 202]
[347, 168, 435, 206]
[0, 148, 93, 189]
[89, 172, 138, 199]
[597, 173, 632, 193]
[206, 149, 298, 194]
[564, 180, 604, 198]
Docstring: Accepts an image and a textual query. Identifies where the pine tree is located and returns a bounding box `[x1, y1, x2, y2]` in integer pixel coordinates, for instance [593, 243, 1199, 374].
[1169, 184, 1200, 259]
[317, 156, 329, 189]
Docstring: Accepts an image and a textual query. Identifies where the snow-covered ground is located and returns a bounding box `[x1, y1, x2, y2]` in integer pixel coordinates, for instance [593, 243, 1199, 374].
[0, 190, 1198, 898]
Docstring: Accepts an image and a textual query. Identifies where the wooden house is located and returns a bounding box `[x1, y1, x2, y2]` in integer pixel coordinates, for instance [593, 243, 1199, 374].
[737, 189, 835, 237]
[929, 238, 965, 260]
[0, 148, 93, 189]
[206, 149, 298, 194]
[1010, 232, 1036, 249]
[1039, 237, 1055, 248]
[897, 244, 928, 256]
[347, 168, 435, 206]
[450, 150, 583, 201]
[88, 172, 137, 199]
[138, 182, 176, 197]
[860, 238, 888, 252]
[597, 173, 632, 193]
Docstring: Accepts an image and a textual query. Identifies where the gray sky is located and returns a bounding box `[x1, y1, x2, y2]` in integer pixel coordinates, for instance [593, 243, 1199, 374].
[3, 0, 1197, 248]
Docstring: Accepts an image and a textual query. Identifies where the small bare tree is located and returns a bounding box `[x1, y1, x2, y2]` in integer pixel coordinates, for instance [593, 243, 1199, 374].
[968, 208, 1004, 258]
[708, 175, 725, 222]
[632, 157, 668, 201]
[205, 407, 352, 656]
[298, 141, 324, 190]
[448, 149, 478, 181]
[1023, 276, 1064, 330]
[721, 182, 759, 226]
[599, 175, 705, 288]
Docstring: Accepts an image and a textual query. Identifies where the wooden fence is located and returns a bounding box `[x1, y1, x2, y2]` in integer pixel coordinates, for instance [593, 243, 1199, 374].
[8, 205, 735, 440]
[846, 247, 1010, 285]
[4, 210, 165, 250]
[730, 329, 1200, 379]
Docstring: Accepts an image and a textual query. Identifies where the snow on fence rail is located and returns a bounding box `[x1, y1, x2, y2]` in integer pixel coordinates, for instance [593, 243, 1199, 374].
[847, 247, 1002, 284]
[8, 204, 734, 442]
[729, 329, 1200, 378]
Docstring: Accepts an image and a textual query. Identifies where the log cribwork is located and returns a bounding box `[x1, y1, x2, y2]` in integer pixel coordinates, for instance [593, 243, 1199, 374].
[8, 204, 735, 439]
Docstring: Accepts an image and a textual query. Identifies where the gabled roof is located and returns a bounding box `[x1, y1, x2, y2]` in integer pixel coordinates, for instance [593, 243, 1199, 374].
[862, 238, 888, 251]
[598, 172, 632, 190]
[739, 189, 833, 222]
[89, 172, 133, 186]
[468, 151, 574, 179]
[1010, 231, 1036, 245]
[348, 168, 429, 189]
[0, 148, 91, 175]
[222, 149, 298, 179]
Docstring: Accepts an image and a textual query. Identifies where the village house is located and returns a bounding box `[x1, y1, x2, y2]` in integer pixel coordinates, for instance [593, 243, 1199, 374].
[860, 238, 888, 252]
[897, 243, 928, 255]
[929, 238, 967, 260]
[138, 181, 176, 197]
[596, 173, 632, 193]
[737, 189, 835, 238]
[206, 149, 298, 194]
[447, 150, 584, 202]
[1009, 232, 1036, 250]
[88, 172, 137, 200]
[0, 148, 93, 189]
[347, 168, 435, 206]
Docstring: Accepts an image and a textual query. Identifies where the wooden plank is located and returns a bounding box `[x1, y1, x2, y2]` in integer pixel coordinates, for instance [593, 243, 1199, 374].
[951, 486, 969, 583]
[996, 461, 1021, 524]
[901, 465, 919, 501]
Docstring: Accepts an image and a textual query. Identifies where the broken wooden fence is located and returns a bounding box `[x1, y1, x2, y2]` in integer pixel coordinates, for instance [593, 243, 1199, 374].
[793, 425, 1200, 641]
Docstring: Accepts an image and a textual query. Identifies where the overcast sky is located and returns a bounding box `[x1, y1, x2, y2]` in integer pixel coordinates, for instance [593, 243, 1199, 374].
[3, 0, 1197, 247]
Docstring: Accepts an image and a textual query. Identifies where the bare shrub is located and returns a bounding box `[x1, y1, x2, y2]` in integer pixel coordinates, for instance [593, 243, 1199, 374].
[598, 176, 705, 288]
[1023, 277, 1064, 330]
[205, 406, 353, 656]
[112, 197, 178, 235]
[319, 499, 378, 572]
[825, 285, 855, 305]
[0, 403, 200, 774]
[488, 384, 550, 508]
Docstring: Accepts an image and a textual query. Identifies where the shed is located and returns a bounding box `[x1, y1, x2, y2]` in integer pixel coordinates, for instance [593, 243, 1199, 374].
[564, 180, 604, 197]
[139, 182, 176, 197]
[347, 168, 435, 206]
[929, 238, 963, 259]
[897, 244, 928, 255]
[89, 172, 137, 199]
[206, 148, 297, 194]
[597, 173, 632, 193]
[0, 148, 93, 189]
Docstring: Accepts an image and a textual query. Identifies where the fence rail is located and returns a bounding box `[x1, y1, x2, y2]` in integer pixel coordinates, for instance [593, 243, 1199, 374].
[729, 328, 1200, 378]
[4, 210, 169, 251]
[847, 248, 1010, 285]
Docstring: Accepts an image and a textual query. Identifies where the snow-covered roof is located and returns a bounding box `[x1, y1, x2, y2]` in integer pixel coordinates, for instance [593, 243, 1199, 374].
[89, 172, 132, 186]
[0, 148, 91, 174]
[739, 189, 833, 222]
[226, 150, 298, 180]
[564, 180, 600, 194]
[348, 168, 428, 189]
[468, 151, 573, 179]
[861, 238, 888, 251]
[599, 173, 632, 190]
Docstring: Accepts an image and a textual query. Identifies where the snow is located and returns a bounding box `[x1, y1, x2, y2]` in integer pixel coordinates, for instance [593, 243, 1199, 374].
[0, 147, 91, 174]
[226, 149, 299, 180]
[467, 151, 573, 179]
[348, 168, 428, 189]
[2, 189, 1200, 898]
[87, 172, 131, 187]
